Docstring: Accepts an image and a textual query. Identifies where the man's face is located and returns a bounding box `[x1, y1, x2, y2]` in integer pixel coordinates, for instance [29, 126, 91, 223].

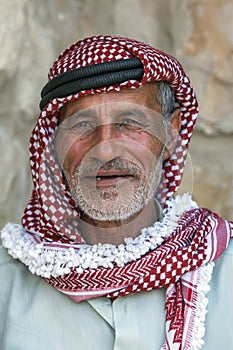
[55, 83, 168, 222]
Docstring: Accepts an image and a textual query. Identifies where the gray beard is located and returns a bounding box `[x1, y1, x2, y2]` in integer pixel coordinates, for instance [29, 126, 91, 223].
[64, 153, 164, 222]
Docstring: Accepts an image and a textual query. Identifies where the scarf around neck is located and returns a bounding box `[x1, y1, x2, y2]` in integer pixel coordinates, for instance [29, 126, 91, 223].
[2, 194, 233, 349]
[1, 35, 233, 349]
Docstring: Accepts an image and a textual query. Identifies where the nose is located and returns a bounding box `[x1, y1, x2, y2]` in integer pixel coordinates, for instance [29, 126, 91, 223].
[90, 123, 125, 162]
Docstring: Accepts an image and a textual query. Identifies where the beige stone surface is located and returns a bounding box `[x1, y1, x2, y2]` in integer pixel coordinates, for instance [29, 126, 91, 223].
[0, 0, 232, 228]
[179, 133, 233, 220]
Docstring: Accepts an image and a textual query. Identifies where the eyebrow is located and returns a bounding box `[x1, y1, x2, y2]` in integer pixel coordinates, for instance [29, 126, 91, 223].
[115, 106, 161, 125]
[71, 109, 98, 119]
[115, 107, 148, 117]
[65, 104, 159, 124]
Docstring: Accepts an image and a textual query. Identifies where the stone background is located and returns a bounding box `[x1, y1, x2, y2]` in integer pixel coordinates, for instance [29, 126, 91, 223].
[0, 0, 232, 228]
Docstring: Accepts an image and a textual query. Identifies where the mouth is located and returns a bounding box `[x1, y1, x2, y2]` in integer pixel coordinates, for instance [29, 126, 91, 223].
[82, 170, 136, 186]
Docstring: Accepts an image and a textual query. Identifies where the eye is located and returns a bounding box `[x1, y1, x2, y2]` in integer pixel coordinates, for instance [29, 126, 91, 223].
[122, 119, 137, 125]
[117, 118, 145, 130]
[71, 120, 93, 129]
[59, 108, 98, 133]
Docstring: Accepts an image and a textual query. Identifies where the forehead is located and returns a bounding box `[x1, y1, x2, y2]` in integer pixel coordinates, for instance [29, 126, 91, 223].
[59, 82, 160, 122]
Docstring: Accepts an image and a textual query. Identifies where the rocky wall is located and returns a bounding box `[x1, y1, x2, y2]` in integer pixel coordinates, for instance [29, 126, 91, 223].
[0, 0, 232, 228]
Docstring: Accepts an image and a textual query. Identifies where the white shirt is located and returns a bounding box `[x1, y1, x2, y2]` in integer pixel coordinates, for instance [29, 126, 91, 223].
[0, 239, 233, 349]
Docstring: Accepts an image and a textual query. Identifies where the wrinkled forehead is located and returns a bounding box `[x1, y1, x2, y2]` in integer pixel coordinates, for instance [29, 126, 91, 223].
[58, 82, 160, 123]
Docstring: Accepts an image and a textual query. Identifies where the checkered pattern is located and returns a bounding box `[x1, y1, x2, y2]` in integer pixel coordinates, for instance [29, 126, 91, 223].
[22, 35, 198, 243]
[44, 209, 215, 300]
[44, 207, 232, 349]
[17, 36, 233, 349]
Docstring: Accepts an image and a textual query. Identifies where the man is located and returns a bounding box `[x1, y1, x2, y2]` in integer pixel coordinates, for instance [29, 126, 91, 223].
[0, 35, 233, 349]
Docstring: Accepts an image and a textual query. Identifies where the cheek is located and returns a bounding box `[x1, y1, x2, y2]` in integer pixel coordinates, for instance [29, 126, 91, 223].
[57, 129, 165, 176]
[129, 131, 165, 159]
[61, 139, 90, 175]
[121, 131, 165, 177]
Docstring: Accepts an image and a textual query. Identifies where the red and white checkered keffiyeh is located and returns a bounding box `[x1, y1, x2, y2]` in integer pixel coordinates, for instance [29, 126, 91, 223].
[1, 35, 233, 349]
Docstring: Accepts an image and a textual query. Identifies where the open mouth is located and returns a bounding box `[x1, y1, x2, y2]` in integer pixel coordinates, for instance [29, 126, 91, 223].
[96, 174, 134, 185]
[83, 170, 136, 186]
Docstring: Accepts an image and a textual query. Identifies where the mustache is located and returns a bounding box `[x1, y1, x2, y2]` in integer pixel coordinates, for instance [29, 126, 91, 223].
[75, 157, 143, 178]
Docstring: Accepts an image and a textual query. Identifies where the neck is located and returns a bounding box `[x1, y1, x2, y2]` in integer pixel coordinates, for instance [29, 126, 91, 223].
[78, 199, 162, 245]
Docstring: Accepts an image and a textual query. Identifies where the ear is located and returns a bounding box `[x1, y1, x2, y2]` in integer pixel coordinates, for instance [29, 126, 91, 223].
[163, 108, 181, 161]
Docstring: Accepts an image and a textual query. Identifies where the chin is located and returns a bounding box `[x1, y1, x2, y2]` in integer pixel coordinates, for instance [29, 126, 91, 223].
[78, 194, 151, 223]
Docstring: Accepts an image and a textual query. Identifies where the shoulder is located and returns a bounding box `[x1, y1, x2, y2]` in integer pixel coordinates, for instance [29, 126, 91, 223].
[222, 237, 233, 256]
[212, 237, 233, 288]
[0, 238, 40, 302]
[213, 237, 233, 277]
[0, 240, 18, 269]
[216, 237, 233, 264]
[211, 237, 233, 291]
[0, 244, 16, 310]
[0, 223, 41, 288]
[203, 238, 233, 348]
